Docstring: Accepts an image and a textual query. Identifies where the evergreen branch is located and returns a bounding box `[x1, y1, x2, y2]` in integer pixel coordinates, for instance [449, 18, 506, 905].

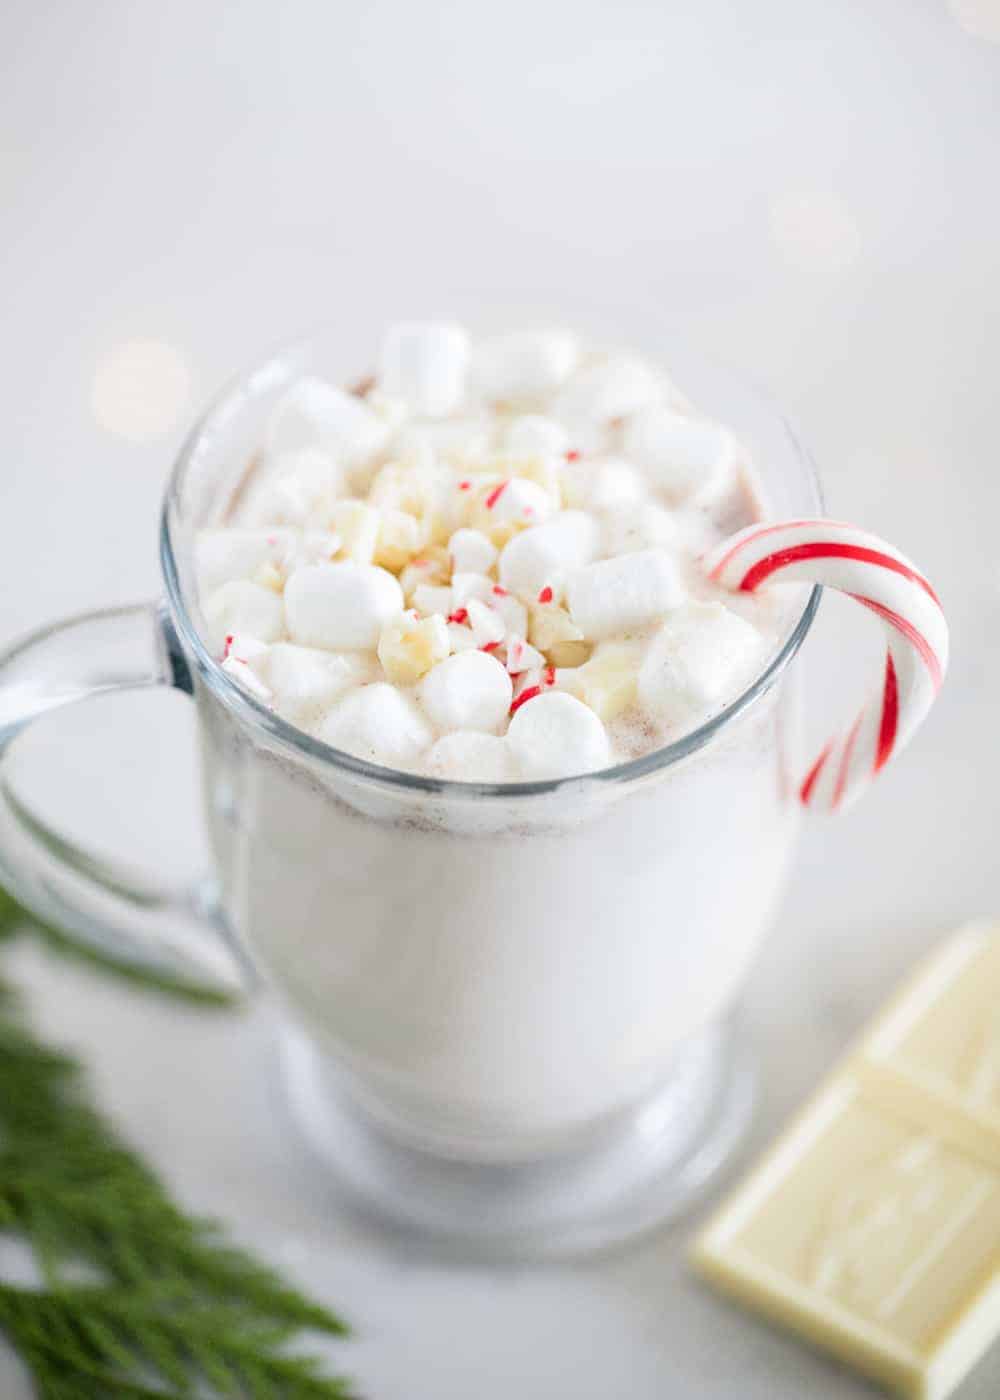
[0, 883, 355, 1398]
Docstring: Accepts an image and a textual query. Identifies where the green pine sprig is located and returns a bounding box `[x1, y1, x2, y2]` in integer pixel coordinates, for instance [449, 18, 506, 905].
[0, 885, 355, 1399]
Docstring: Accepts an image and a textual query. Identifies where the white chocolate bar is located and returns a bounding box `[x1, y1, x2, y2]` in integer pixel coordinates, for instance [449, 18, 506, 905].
[691, 923, 1000, 1400]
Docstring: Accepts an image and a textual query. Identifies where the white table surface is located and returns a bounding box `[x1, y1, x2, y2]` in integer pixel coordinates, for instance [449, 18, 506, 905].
[1, 1, 997, 1394]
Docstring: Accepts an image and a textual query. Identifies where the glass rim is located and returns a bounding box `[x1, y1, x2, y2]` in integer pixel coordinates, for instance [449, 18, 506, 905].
[160, 336, 824, 801]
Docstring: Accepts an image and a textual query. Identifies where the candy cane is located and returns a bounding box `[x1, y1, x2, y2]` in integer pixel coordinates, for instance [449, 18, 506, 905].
[703, 520, 948, 812]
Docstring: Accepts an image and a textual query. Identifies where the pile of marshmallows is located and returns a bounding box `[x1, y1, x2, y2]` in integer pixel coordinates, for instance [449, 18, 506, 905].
[197, 325, 772, 781]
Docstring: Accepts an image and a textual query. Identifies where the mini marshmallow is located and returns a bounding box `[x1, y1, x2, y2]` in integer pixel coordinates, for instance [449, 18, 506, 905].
[393, 417, 492, 465]
[465, 598, 506, 647]
[472, 331, 578, 403]
[411, 583, 453, 617]
[329, 501, 380, 564]
[196, 528, 296, 596]
[504, 415, 572, 458]
[602, 501, 679, 556]
[377, 323, 469, 417]
[320, 683, 433, 769]
[566, 550, 685, 641]
[268, 377, 389, 467]
[483, 477, 554, 527]
[419, 651, 513, 734]
[623, 405, 735, 503]
[203, 580, 286, 651]
[284, 562, 403, 651]
[637, 602, 764, 726]
[425, 731, 517, 783]
[551, 356, 663, 429]
[498, 511, 600, 599]
[241, 449, 342, 528]
[448, 527, 497, 575]
[507, 691, 611, 779]
[377, 611, 450, 684]
[561, 458, 645, 513]
[266, 643, 372, 726]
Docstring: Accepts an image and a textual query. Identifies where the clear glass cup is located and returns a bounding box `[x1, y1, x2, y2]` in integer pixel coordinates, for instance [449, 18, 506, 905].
[0, 333, 822, 1258]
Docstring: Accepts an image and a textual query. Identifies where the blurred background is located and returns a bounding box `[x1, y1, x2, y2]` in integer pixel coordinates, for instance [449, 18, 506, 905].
[1, 1, 997, 1395]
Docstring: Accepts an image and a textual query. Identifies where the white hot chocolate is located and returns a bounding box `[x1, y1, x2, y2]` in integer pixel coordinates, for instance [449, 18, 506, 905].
[193, 326, 805, 1159]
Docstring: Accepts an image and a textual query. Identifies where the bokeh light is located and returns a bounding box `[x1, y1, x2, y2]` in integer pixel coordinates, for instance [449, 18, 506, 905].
[948, 0, 1000, 42]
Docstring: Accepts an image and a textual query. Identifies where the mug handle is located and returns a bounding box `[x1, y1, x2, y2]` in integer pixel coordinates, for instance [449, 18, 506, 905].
[0, 602, 250, 994]
[705, 519, 949, 812]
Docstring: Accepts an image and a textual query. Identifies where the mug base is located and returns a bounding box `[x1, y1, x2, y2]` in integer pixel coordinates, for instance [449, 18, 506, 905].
[276, 1015, 754, 1261]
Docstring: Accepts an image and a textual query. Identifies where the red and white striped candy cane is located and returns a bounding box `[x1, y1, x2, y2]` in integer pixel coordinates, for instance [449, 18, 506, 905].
[703, 519, 948, 812]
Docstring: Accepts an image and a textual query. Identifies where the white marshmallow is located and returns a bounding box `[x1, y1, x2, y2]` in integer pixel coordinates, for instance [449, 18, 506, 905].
[425, 731, 517, 783]
[601, 501, 679, 556]
[507, 691, 611, 779]
[241, 449, 342, 528]
[411, 583, 453, 617]
[551, 356, 663, 428]
[203, 580, 286, 651]
[466, 598, 506, 647]
[566, 550, 685, 641]
[623, 406, 735, 503]
[377, 323, 469, 417]
[320, 683, 433, 769]
[265, 643, 372, 727]
[504, 415, 571, 458]
[562, 458, 645, 513]
[638, 602, 763, 726]
[498, 511, 600, 599]
[393, 417, 492, 465]
[196, 528, 296, 596]
[284, 562, 403, 651]
[472, 331, 578, 403]
[419, 651, 513, 734]
[486, 476, 555, 527]
[268, 377, 389, 467]
[448, 528, 497, 575]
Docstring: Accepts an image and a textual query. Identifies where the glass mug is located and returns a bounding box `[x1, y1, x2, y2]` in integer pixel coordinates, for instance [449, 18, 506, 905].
[0, 333, 941, 1258]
